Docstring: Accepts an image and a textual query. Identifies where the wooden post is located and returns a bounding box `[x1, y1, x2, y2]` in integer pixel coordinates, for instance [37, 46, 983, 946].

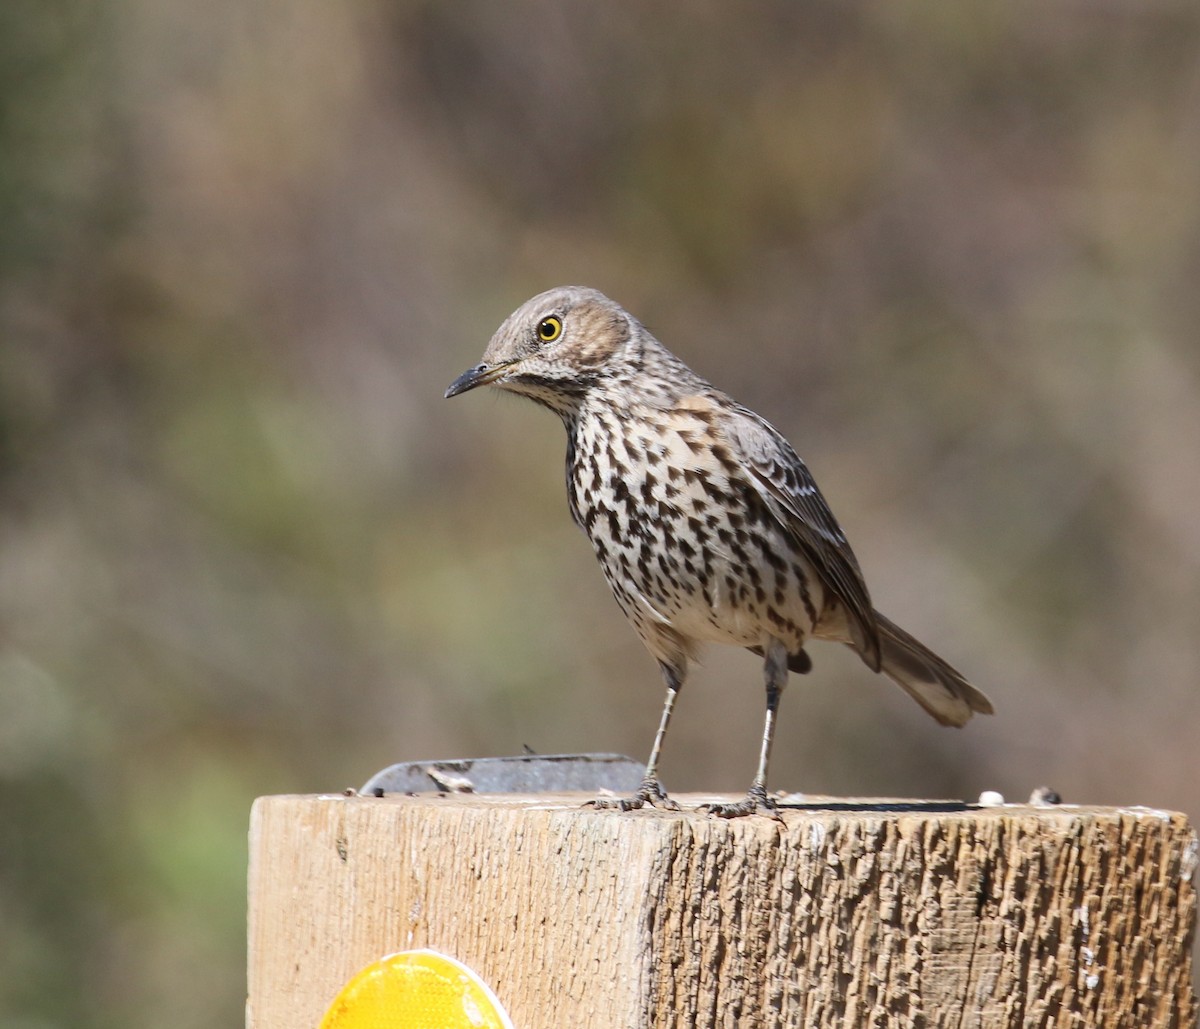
[247, 793, 1197, 1028]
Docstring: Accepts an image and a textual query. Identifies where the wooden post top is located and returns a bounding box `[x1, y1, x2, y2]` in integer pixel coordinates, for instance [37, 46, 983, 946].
[247, 793, 1197, 1029]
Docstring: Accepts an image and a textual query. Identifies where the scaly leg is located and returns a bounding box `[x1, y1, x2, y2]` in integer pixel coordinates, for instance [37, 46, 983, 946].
[590, 661, 682, 811]
[706, 638, 789, 818]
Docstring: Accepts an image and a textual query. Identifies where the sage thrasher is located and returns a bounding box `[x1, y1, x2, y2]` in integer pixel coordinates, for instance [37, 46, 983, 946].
[446, 286, 993, 816]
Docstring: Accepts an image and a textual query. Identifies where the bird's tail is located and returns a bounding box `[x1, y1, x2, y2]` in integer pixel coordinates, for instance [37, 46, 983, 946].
[870, 610, 994, 727]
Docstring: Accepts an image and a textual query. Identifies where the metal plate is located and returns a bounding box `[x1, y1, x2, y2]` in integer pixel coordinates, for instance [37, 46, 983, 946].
[360, 753, 644, 796]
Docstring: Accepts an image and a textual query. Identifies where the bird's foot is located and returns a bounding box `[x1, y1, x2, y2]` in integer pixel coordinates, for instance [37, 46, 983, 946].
[703, 783, 783, 820]
[587, 775, 679, 812]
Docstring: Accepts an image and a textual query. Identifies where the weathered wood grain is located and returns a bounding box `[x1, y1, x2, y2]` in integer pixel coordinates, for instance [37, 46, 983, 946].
[246, 794, 1197, 1028]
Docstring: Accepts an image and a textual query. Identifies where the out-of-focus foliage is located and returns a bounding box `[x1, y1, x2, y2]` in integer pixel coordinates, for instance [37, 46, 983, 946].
[1, 2, 1197, 1025]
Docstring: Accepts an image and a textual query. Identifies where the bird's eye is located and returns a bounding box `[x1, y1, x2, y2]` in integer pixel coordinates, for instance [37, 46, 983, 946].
[536, 316, 563, 343]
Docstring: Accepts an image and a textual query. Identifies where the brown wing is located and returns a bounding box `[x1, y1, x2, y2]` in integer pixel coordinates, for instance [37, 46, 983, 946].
[722, 404, 882, 671]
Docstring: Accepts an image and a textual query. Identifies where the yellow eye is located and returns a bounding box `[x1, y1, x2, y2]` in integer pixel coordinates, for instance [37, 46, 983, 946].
[536, 316, 563, 343]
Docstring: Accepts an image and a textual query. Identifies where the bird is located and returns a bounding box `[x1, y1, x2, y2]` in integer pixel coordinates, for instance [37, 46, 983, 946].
[445, 286, 993, 817]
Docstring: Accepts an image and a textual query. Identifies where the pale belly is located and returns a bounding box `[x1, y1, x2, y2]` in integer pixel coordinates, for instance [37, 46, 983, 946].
[568, 402, 824, 657]
[593, 517, 824, 655]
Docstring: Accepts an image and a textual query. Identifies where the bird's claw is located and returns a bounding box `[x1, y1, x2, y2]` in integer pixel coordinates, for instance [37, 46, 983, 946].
[587, 776, 679, 812]
[702, 784, 784, 820]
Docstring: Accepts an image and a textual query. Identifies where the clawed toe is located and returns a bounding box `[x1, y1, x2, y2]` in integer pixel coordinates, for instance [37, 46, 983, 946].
[587, 776, 679, 812]
[702, 784, 783, 820]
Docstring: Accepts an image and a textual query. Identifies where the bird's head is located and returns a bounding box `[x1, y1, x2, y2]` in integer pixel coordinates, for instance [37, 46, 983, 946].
[445, 286, 637, 415]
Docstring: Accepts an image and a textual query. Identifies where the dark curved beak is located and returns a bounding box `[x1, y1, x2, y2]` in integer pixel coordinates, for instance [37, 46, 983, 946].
[444, 363, 504, 399]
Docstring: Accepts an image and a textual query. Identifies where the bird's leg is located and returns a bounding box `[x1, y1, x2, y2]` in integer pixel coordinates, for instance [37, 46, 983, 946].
[706, 639, 789, 818]
[589, 661, 682, 812]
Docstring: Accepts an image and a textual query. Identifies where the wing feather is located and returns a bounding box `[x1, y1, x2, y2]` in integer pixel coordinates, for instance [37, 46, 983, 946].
[721, 405, 882, 671]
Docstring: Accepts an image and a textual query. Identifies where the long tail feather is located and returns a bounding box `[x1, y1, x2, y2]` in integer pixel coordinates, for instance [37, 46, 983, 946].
[869, 610, 994, 727]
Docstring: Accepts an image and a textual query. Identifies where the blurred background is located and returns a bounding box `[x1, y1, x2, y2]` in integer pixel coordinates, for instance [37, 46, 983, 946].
[2, 1, 1198, 1025]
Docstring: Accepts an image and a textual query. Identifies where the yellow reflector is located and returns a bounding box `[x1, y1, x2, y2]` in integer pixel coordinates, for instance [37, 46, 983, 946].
[319, 949, 514, 1029]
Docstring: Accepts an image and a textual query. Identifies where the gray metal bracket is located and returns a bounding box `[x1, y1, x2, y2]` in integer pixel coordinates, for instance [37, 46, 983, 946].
[359, 752, 644, 796]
